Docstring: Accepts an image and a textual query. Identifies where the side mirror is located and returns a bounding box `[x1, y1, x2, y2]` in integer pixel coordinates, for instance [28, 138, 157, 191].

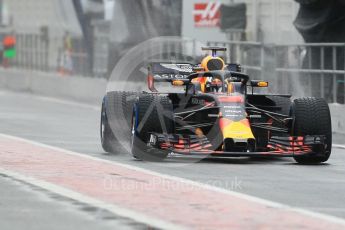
[250, 80, 268, 87]
[172, 80, 186, 86]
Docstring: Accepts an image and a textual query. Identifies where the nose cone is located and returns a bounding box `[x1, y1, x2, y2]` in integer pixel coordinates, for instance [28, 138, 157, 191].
[219, 118, 255, 152]
[219, 118, 255, 140]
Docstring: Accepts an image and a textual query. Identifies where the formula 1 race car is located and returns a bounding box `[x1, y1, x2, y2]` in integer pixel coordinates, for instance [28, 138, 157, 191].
[101, 47, 332, 164]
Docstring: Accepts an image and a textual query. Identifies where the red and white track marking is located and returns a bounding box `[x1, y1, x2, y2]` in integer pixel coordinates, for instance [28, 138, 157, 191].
[1, 134, 345, 230]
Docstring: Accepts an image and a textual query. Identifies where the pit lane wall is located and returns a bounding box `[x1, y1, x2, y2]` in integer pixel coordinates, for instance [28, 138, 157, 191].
[0, 68, 344, 135]
[0, 69, 107, 105]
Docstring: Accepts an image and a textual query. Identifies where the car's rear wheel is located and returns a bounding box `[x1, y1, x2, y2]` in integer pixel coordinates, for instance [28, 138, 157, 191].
[104, 91, 141, 153]
[100, 97, 117, 153]
[292, 97, 332, 164]
[121, 91, 141, 143]
[267, 96, 292, 116]
[268, 96, 292, 135]
[131, 94, 174, 161]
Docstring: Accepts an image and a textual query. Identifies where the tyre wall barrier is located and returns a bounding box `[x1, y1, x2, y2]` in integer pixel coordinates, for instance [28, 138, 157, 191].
[0, 68, 344, 134]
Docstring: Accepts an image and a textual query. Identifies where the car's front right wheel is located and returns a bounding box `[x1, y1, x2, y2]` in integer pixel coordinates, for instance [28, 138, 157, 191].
[292, 97, 332, 164]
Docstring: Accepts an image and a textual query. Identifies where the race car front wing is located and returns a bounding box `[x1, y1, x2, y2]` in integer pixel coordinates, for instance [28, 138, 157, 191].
[147, 133, 326, 157]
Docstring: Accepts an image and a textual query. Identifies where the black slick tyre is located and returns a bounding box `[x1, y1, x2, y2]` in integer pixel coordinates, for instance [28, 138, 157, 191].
[100, 97, 117, 153]
[104, 91, 141, 153]
[131, 94, 174, 161]
[292, 97, 332, 164]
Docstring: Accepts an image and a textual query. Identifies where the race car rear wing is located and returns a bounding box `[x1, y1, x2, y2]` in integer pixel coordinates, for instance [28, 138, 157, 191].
[147, 62, 244, 92]
[147, 62, 194, 92]
[148, 63, 194, 80]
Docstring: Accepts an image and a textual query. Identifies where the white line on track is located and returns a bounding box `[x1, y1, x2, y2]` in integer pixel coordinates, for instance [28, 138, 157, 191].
[0, 90, 100, 111]
[0, 168, 185, 230]
[333, 144, 345, 149]
[34, 95, 100, 111]
[1, 133, 345, 227]
[302, 207, 345, 212]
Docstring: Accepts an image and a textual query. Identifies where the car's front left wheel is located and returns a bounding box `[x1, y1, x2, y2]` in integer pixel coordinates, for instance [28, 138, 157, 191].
[131, 94, 174, 161]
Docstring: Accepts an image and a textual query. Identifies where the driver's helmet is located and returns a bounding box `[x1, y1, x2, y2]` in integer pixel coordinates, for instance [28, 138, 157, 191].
[205, 78, 223, 93]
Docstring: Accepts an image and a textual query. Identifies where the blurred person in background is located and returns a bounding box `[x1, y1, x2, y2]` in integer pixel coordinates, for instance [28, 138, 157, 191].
[59, 31, 74, 75]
